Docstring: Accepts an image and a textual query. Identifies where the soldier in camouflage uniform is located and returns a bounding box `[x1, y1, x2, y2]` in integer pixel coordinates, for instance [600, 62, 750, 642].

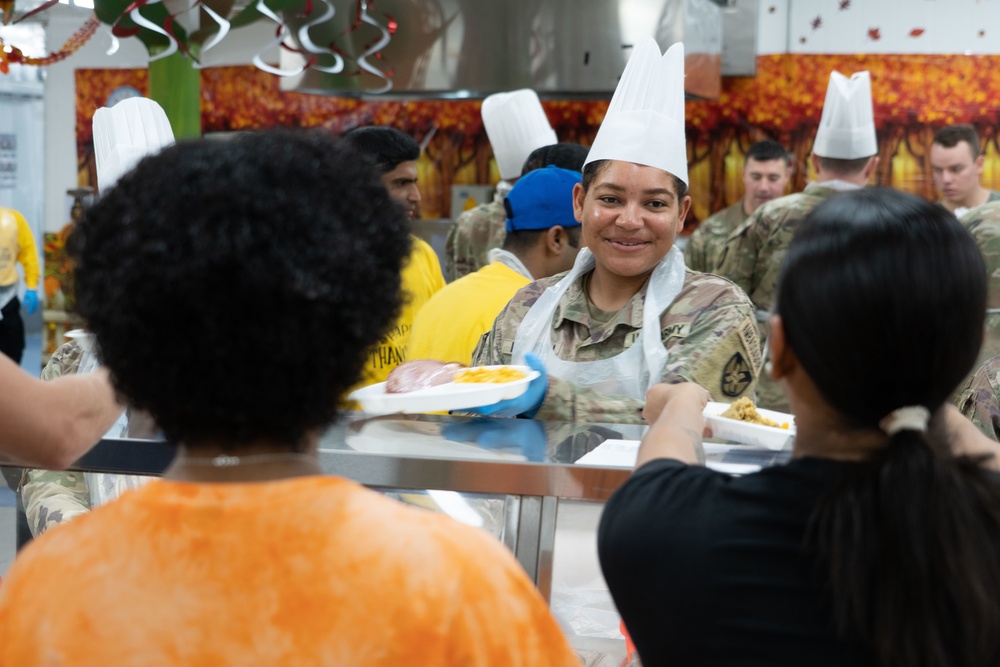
[20, 340, 154, 537]
[445, 144, 589, 281]
[956, 353, 1000, 441]
[959, 201, 1000, 381]
[473, 262, 761, 424]
[684, 139, 793, 273]
[445, 197, 508, 281]
[684, 201, 748, 274]
[444, 89, 559, 282]
[714, 175, 874, 412]
[472, 41, 763, 424]
[715, 71, 879, 413]
[19, 341, 92, 535]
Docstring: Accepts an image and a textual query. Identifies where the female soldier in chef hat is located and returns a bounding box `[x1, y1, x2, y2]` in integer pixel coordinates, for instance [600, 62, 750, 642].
[473, 40, 761, 424]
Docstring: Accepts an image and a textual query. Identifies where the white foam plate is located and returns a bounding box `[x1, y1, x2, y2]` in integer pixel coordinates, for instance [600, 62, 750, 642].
[702, 401, 795, 451]
[348, 365, 540, 415]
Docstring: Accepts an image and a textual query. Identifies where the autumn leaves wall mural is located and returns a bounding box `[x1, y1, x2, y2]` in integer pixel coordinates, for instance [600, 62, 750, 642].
[76, 53, 1000, 228]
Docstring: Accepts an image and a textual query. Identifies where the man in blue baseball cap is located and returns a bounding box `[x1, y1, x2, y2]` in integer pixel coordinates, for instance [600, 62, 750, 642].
[408, 165, 583, 364]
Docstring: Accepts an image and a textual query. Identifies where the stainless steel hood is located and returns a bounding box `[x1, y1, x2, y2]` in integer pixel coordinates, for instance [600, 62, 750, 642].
[277, 0, 722, 99]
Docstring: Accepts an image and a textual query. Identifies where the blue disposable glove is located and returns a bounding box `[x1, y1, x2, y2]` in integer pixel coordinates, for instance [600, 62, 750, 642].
[22, 289, 38, 315]
[464, 352, 548, 418]
[440, 418, 547, 462]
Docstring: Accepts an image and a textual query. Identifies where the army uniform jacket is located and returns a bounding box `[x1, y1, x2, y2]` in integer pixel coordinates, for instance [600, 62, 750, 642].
[957, 353, 1000, 442]
[22, 342, 154, 537]
[684, 200, 748, 273]
[960, 202, 1000, 374]
[715, 183, 848, 315]
[472, 268, 761, 424]
[942, 190, 1000, 216]
[445, 199, 507, 281]
[21, 341, 92, 536]
[713, 183, 851, 412]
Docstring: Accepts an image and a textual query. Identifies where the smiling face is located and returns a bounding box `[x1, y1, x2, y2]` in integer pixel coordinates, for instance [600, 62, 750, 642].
[574, 160, 691, 283]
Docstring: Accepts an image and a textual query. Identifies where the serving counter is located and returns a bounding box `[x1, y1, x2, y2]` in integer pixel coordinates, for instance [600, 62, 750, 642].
[0, 412, 791, 665]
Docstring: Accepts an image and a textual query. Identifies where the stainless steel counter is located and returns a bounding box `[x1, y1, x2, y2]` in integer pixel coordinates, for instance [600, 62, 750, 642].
[0, 412, 789, 589]
[0, 412, 791, 664]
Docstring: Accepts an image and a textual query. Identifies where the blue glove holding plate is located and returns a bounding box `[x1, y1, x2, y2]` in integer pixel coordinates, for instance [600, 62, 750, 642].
[22, 289, 39, 315]
[463, 352, 547, 418]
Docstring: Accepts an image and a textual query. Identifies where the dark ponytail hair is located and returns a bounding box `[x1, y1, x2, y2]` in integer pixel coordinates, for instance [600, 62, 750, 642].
[774, 187, 1000, 667]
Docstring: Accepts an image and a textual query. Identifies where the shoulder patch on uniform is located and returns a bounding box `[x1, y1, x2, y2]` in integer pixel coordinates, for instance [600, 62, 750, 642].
[738, 316, 763, 372]
[721, 351, 753, 397]
[662, 322, 691, 342]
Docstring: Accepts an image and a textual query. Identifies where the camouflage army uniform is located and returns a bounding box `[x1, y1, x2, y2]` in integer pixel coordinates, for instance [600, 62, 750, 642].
[941, 190, 1000, 215]
[20, 341, 92, 536]
[714, 182, 853, 412]
[956, 353, 1000, 441]
[21, 341, 152, 536]
[960, 202, 1000, 379]
[683, 200, 748, 273]
[472, 268, 762, 424]
[445, 199, 507, 281]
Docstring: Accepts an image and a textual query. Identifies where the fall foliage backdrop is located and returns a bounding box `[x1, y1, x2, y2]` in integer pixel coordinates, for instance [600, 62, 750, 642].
[75, 53, 1000, 228]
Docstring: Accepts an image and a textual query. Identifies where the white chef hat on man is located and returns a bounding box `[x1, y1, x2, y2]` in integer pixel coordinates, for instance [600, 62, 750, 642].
[93, 97, 175, 195]
[584, 39, 688, 186]
[481, 89, 558, 181]
[812, 71, 877, 160]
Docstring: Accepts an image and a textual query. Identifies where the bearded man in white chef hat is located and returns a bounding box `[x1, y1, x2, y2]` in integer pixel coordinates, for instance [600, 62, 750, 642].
[715, 69, 880, 412]
[470, 40, 761, 424]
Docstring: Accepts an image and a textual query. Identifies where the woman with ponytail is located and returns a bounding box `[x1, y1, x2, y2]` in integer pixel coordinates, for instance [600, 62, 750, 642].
[598, 187, 1000, 667]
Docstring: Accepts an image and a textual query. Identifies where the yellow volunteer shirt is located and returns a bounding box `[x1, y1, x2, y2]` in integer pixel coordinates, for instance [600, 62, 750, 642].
[0, 208, 39, 289]
[356, 235, 445, 387]
[408, 261, 531, 365]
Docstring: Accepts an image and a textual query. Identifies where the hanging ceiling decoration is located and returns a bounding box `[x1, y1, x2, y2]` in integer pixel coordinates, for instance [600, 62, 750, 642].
[85, 0, 400, 73]
[1, 14, 100, 72]
[0, 0, 723, 102]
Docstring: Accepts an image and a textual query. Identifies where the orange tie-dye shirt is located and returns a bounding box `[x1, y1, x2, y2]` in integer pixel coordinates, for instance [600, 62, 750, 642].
[0, 476, 578, 666]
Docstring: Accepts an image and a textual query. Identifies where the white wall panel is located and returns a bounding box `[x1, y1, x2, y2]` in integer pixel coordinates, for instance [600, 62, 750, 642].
[785, 0, 1000, 54]
[756, 0, 790, 54]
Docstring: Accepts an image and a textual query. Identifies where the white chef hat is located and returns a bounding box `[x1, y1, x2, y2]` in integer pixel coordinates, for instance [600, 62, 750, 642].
[93, 97, 175, 194]
[812, 71, 877, 160]
[584, 39, 688, 185]
[481, 89, 558, 181]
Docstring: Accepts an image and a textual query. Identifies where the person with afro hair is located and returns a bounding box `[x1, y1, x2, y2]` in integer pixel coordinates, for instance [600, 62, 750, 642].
[0, 128, 579, 667]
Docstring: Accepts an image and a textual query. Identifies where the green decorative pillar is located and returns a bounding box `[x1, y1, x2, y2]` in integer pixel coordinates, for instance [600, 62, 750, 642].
[148, 48, 201, 140]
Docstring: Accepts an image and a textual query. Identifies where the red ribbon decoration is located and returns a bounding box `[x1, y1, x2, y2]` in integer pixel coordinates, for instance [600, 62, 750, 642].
[162, 13, 194, 58]
[111, 0, 152, 39]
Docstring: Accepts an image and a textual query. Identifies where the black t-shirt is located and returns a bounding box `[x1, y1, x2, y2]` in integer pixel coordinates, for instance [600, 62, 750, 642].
[597, 457, 874, 667]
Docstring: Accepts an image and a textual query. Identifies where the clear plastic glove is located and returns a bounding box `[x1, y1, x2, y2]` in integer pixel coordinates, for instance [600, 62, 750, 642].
[463, 352, 548, 418]
[22, 289, 39, 315]
[441, 418, 547, 461]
